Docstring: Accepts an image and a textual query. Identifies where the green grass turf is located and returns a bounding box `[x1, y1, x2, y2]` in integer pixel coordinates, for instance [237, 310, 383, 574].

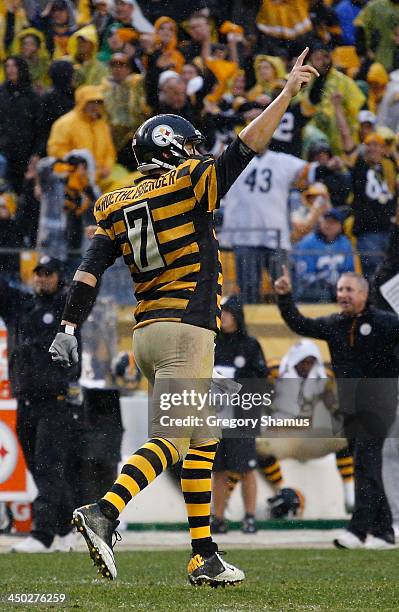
[1, 549, 399, 611]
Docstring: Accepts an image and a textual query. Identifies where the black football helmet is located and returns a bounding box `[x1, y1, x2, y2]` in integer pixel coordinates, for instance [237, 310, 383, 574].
[132, 114, 205, 173]
[267, 488, 305, 519]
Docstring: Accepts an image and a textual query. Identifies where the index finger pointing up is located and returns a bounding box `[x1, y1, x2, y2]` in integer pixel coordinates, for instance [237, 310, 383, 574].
[294, 47, 309, 68]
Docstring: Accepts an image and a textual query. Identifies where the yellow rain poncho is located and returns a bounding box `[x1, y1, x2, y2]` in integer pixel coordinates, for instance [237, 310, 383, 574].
[12, 27, 51, 91]
[301, 67, 366, 155]
[68, 24, 108, 87]
[247, 55, 286, 101]
[48, 84, 116, 180]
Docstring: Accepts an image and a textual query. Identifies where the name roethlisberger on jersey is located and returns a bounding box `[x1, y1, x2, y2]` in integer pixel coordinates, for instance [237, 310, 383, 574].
[95, 170, 178, 213]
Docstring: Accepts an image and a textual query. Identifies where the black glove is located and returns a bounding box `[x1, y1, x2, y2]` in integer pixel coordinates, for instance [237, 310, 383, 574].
[49, 333, 79, 368]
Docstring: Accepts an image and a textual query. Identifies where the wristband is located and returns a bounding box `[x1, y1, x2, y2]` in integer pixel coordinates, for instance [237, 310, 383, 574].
[59, 324, 75, 336]
[61, 281, 98, 326]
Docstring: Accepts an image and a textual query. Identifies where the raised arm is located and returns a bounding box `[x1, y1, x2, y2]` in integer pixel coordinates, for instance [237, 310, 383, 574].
[239, 48, 319, 153]
[330, 92, 356, 157]
[213, 49, 319, 199]
[274, 265, 331, 340]
[291, 195, 330, 243]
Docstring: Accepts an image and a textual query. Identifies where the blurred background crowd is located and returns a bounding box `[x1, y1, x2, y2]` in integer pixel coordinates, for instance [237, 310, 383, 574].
[1, 0, 399, 303]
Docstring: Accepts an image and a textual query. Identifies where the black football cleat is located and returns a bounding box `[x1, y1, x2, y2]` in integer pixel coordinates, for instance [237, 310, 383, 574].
[241, 515, 257, 534]
[72, 504, 120, 580]
[188, 552, 245, 587]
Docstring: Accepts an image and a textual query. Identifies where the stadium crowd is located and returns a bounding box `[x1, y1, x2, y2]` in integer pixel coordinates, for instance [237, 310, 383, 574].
[1, 0, 399, 301]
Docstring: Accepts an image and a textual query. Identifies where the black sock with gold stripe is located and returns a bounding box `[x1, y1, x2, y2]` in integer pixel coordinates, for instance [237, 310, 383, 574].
[335, 447, 354, 481]
[258, 454, 283, 488]
[181, 441, 219, 557]
[98, 438, 179, 520]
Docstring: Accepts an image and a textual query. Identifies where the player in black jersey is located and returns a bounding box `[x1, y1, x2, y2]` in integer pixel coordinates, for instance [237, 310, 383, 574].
[49, 49, 319, 586]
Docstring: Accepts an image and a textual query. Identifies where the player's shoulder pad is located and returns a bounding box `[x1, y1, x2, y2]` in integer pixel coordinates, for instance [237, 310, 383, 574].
[190, 153, 215, 163]
[174, 156, 214, 183]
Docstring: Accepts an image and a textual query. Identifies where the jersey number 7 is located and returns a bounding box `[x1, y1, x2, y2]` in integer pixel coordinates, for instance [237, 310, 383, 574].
[124, 202, 165, 272]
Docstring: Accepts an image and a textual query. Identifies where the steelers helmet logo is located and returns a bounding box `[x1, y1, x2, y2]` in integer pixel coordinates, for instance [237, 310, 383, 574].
[0, 421, 18, 484]
[152, 125, 175, 147]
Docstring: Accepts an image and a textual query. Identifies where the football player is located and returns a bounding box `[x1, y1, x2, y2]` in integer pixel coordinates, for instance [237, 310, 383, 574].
[49, 49, 318, 586]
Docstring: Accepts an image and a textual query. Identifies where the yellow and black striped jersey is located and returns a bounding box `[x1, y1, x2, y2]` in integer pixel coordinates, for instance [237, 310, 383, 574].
[80, 137, 255, 332]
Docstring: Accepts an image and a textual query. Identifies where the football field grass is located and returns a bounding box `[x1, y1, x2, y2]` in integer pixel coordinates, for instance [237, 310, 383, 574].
[1, 549, 399, 611]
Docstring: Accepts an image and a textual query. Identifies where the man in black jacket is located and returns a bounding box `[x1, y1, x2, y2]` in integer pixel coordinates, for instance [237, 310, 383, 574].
[275, 266, 399, 549]
[0, 256, 79, 552]
[371, 215, 399, 539]
[212, 296, 269, 534]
